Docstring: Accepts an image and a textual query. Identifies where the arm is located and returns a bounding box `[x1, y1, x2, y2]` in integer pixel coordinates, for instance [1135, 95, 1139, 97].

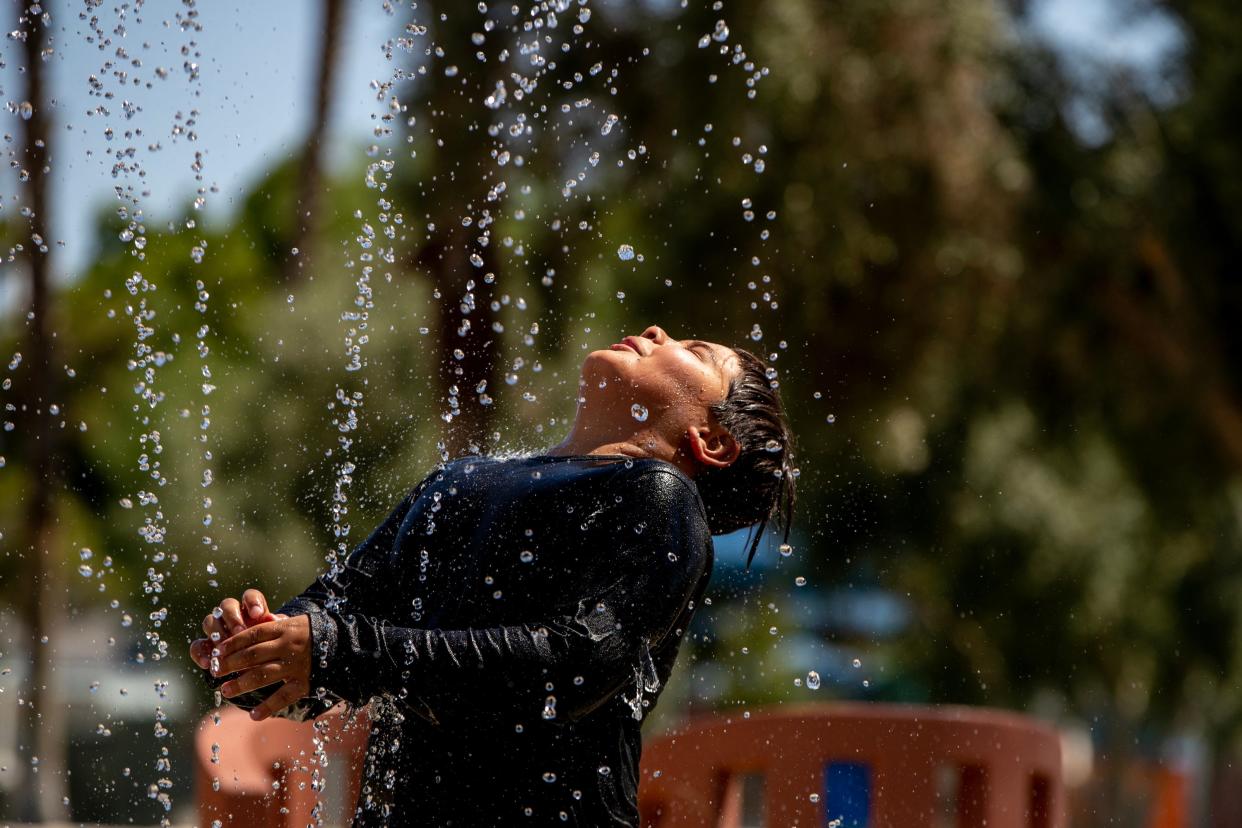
[331, 541, 706, 724]
[198, 477, 433, 720]
[218, 469, 712, 723]
[275, 477, 432, 687]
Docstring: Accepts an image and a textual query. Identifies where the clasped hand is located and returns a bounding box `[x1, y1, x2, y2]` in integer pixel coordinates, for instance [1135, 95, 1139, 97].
[188, 588, 311, 721]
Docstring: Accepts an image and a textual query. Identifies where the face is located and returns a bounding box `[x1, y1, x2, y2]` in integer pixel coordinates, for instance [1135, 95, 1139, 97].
[581, 325, 742, 429]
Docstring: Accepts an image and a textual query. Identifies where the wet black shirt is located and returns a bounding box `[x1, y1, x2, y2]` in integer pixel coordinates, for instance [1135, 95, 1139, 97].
[226, 453, 713, 826]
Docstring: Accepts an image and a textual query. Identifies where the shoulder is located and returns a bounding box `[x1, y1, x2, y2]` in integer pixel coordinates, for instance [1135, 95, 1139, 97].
[610, 459, 710, 535]
[632, 458, 703, 503]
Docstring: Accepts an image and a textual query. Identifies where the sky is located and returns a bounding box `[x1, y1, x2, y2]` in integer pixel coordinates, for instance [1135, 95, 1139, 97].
[0, 0, 1186, 305]
[1, 0, 395, 290]
[1026, 0, 1186, 144]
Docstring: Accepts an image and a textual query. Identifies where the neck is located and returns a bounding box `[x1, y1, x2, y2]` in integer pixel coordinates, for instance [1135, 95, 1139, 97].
[546, 410, 699, 479]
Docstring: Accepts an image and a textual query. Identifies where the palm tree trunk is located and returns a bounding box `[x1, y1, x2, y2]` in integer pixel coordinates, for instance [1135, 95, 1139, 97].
[14, 1, 69, 820]
[284, 0, 346, 284]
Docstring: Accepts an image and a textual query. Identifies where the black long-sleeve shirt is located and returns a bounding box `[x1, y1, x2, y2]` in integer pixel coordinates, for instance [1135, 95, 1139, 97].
[216, 453, 714, 826]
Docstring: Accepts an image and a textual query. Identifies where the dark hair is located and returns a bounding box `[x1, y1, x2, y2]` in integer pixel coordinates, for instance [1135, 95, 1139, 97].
[693, 346, 797, 569]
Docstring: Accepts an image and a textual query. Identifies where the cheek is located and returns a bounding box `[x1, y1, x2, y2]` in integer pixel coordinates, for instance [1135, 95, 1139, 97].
[647, 355, 708, 401]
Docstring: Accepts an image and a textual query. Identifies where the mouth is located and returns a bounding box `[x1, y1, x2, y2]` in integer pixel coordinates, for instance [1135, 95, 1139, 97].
[611, 337, 643, 355]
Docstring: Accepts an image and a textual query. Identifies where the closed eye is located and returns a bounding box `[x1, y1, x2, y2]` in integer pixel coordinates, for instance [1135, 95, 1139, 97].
[687, 341, 714, 364]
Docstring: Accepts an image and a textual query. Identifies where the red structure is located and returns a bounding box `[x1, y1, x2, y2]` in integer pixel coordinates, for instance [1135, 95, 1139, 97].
[638, 703, 1064, 827]
[195, 702, 1064, 826]
[194, 705, 369, 828]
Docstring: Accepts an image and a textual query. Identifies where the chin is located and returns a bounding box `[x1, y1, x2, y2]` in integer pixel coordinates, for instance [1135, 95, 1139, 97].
[583, 348, 627, 365]
[581, 349, 629, 380]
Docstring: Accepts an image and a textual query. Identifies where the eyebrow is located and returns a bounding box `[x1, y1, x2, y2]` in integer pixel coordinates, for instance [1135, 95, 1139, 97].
[686, 340, 720, 366]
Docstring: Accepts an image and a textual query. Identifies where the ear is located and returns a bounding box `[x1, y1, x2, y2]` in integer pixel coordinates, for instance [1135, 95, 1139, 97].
[687, 424, 740, 470]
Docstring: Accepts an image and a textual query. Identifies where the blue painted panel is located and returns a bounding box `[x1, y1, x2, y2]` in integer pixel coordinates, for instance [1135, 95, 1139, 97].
[824, 762, 870, 827]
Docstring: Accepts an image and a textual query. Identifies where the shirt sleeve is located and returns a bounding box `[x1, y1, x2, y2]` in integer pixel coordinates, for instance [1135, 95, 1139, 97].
[305, 467, 712, 724]
[205, 476, 432, 721]
[275, 476, 432, 705]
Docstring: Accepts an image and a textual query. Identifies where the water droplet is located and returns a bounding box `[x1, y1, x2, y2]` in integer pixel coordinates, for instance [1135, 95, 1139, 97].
[852, 658, 862, 669]
[18, 101, 33, 120]
[617, 244, 635, 261]
[779, 543, 793, 557]
[630, 403, 648, 422]
[795, 576, 807, 587]
[826, 414, 836, 424]
[520, 550, 534, 563]
[765, 439, 782, 453]
[806, 671, 821, 690]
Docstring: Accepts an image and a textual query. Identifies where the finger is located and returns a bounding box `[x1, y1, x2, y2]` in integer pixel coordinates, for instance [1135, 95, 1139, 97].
[219, 598, 245, 636]
[202, 612, 227, 640]
[245, 610, 278, 628]
[242, 588, 270, 621]
[214, 619, 284, 662]
[249, 680, 307, 722]
[220, 663, 283, 698]
[215, 639, 290, 676]
[190, 638, 213, 669]
[273, 613, 289, 621]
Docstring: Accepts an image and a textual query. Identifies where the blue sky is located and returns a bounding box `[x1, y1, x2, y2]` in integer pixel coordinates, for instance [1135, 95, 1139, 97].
[1, 0, 395, 289]
[1027, 0, 1186, 144]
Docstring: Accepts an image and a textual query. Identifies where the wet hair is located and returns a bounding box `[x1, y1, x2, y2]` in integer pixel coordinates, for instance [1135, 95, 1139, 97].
[693, 346, 797, 569]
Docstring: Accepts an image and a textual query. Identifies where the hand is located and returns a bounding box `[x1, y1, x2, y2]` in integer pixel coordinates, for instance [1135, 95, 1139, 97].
[190, 588, 284, 670]
[212, 614, 312, 721]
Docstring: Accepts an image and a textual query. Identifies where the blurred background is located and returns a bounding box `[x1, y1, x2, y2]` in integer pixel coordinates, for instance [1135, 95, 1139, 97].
[1, 0, 1239, 824]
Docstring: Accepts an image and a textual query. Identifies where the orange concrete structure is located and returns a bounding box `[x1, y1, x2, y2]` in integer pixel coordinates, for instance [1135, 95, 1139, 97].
[637, 703, 1064, 827]
[194, 705, 369, 827]
[195, 702, 1063, 826]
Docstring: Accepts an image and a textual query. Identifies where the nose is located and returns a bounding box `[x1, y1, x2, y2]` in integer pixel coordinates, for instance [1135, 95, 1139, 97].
[640, 325, 668, 344]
